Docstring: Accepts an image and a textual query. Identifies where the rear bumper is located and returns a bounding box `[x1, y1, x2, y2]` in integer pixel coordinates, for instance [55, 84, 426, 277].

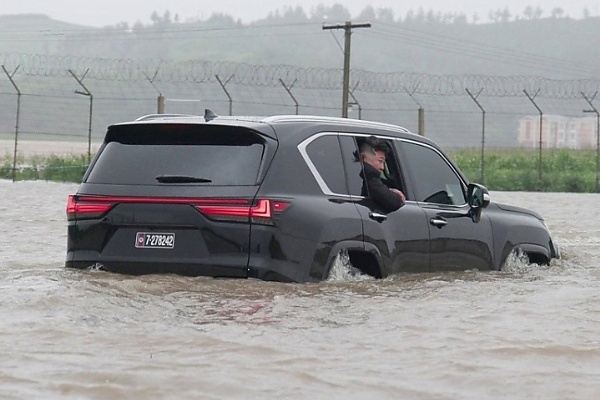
[65, 251, 249, 278]
[65, 253, 307, 282]
[66, 260, 249, 278]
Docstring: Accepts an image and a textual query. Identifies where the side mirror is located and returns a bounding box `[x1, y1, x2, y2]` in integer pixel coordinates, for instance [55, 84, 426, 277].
[467, 183, 490, 222]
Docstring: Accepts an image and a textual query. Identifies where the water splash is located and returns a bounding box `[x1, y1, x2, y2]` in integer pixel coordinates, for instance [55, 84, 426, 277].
[327, 249, 373, 282]
[501, 249, 532, 273]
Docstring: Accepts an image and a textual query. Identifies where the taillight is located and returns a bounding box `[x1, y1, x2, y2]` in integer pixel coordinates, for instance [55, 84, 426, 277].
[196, 199, 290, 225]
[66, 195, 291, 224]
[67, 195, 116, 221]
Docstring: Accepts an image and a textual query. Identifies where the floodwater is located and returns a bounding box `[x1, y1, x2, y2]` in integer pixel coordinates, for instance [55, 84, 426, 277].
[1, 180, 599, 400]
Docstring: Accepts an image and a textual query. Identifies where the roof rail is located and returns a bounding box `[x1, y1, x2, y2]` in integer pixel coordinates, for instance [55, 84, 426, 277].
[135, 113, 198, 121]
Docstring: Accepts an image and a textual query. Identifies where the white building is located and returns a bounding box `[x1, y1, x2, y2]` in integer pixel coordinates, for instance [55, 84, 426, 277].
[518, 115, 598, 149]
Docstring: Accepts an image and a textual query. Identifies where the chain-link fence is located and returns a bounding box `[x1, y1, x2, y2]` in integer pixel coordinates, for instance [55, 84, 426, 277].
[1, 53, 599, 188]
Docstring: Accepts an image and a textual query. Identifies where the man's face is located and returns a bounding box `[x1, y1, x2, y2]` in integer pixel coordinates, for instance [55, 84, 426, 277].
[362, 148, 386, 172]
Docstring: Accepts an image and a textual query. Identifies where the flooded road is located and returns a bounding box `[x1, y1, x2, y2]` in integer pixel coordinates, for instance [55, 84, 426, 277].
[1, 180, 599, 399]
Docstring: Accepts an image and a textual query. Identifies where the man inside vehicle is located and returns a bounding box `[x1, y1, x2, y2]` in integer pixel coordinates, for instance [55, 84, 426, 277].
[358, 136, 406, 212]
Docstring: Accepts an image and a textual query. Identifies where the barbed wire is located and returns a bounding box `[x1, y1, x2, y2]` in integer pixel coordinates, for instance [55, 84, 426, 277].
[2, 52, 600, 99]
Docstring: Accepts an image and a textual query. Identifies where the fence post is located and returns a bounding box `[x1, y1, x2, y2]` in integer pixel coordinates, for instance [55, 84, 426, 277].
[523, 89, 543, 181]
[582, 91, 600, 192]
[142, 68, 164, 114]
[68, 69, 93, 164]
[215, 74, 234, 116]
[404, 85, 424, 136]
[2, 65, 22, 182]
[279, 78, 299, 115]
[348, 82, 362, 120]
[466, 88, 486, 184]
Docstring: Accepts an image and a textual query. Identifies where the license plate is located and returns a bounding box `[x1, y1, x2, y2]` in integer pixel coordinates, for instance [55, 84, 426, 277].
[135, 232, 175, 249]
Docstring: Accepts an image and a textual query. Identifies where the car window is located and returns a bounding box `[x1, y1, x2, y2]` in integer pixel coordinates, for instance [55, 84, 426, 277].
[340, 135, 406, 198]
[304, 134, 347, 195]
[339, 136, 364, 197]
[401, 141, 467, 205]
[86, 124, 265, 186]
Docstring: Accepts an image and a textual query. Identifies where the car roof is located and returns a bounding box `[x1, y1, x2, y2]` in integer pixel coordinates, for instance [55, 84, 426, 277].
[121, 113, 407, 132]
[109, 112, 427, 144]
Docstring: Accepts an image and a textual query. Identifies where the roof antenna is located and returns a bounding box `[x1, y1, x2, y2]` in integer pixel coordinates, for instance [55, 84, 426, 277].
[204, 109, 218, 121]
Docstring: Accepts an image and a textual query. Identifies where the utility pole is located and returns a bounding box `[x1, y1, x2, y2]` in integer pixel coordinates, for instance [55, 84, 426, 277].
[323, 21, 371, 118]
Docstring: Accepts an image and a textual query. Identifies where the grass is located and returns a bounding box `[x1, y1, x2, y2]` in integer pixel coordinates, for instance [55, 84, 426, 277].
[449, 148, 599, 192]
[1, 149, 599, 192]
[0, 154, 89, 183]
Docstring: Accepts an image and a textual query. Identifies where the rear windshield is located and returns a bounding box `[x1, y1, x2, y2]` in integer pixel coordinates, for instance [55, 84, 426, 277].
[85, 124, 266, 186]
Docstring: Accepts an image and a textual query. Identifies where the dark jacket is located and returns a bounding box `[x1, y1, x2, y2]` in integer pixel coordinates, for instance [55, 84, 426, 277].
[360, 163, 404, 213]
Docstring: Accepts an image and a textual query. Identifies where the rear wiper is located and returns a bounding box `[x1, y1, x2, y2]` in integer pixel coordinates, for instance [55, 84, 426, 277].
[155, 175, 212, 183]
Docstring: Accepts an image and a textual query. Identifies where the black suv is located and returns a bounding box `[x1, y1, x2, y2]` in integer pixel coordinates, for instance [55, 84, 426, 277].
[66, 112, 559, 282]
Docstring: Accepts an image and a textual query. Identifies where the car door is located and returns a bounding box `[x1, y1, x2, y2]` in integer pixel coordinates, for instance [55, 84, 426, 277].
[339, 134, 430, 275]
[398, 140, 494, 271]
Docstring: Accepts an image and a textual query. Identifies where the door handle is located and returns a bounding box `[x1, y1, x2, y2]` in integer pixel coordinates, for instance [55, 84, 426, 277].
[430, 218, 448, 227]
[369, 212, 388, 222]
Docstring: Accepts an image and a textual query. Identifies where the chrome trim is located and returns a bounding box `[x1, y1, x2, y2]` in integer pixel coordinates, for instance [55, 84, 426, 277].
[297, 132, 350, 197]
[298, 130, 469, 208]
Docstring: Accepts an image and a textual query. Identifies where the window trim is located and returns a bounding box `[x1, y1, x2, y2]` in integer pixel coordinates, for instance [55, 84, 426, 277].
[298, 132, 469, 206]
[298, 132, 348, 197]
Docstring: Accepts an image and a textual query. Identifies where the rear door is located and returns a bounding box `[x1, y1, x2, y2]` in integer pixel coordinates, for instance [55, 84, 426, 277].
[398, 140, 494, 271]
[73, 122, 274, 277]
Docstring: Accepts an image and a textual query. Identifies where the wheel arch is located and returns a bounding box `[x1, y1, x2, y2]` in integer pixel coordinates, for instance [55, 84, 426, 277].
[323, 241, 385, 280]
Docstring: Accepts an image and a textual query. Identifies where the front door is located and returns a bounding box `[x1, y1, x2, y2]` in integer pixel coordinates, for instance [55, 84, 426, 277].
[399, 140, 494, 271]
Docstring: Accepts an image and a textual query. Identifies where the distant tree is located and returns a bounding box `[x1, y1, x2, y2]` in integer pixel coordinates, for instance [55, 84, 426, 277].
[523, 5, 543, 20]
[472, 12, 480, 24]
[488, 9, 499, 23]
[357, 5, 376, 21]
[311, 4, 351, 22]
[500, 8, 511, 23]
[453, 13, 468, 25]
[550, 7, 564, 18]
[403, 9, 415, 23]
[376, 7, 395, 23]
[163, 10, 172, 24]
[206, 12, 237, 26]
[415, 7, 426, 23]
[132, 20, 144, 30]
[583, 7, 591, 19]
[150, 11, 160, 25]
[426, 9, 440, 23]
[282, 6, 308, 21]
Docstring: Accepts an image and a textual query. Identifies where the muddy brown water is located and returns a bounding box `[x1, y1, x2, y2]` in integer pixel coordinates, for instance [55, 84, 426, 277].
[1, 180, 599, 399]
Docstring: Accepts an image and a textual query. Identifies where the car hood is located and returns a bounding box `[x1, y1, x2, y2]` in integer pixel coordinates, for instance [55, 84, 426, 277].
[494, 202, 544, 220]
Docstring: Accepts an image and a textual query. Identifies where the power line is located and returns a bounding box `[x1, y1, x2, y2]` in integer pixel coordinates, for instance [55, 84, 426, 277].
[364, 22, 600, 78]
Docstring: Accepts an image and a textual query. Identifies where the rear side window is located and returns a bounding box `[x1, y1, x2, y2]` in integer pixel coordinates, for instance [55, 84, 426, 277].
[304, 135, 347, 195]
[86, 124, 266, 185]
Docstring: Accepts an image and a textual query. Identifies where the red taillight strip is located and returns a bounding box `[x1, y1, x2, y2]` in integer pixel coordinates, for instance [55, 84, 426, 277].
[197, 199, 271, 218]
[67, 195, 290, 223]
[69, 195, 249, 206]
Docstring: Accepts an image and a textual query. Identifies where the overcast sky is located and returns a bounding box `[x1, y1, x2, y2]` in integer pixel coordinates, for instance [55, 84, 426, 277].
[0, 0, 597, 26]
